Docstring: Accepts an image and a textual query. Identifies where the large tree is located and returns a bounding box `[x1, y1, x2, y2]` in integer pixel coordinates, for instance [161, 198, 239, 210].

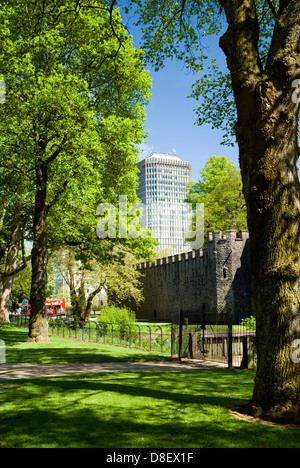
[0, 174, 32, 322]
[120, 0, 300, 423]
[0, 1, 151, 341]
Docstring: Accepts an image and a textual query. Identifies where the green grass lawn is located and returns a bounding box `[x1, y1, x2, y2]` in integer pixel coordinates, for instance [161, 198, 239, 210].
[0, 323, 299, 448]
[0, 370, 299, 448]
[0, 323, 173, 364]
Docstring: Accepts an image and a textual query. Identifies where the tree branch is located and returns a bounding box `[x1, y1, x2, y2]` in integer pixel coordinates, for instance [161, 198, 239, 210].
[219, 0, 262, 95]
[45, 135, 68, 165]
[2, 229, 31, 278]
[266, 0, 300, 78]
[265, 0, 279, 19]
[180, 0, 187, 28]
[109, 0, 125, 56]
[46, 179, 70, 214]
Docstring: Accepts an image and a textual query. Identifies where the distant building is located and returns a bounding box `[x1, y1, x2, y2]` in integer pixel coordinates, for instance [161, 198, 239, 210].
[137, 152, 192, 254]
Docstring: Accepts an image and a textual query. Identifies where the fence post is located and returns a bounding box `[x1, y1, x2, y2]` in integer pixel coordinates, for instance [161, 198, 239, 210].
[228, 323, 233, 368]
[201, 324, 206, 357]
[179, 310, 183, 361]
[157, 325, 163, 353]
[171, 325, 175, 355]
[136, 324, 141, 348]
[128, 324, 131, 347]
[119, 325, 122, 346]
[188, 333, 193, 359]
[145, 325, 151, 351]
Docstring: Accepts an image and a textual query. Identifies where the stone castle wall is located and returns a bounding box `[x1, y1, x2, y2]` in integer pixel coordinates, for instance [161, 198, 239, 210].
[130, 230, 253, 323]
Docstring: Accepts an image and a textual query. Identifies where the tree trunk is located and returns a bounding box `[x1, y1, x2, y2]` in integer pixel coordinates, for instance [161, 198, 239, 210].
[0, 276, 15, 322]
[238, 86, 300, 424]
[27, 164, 50, 343]
[84, 284, 103, 322]
[75, 282, 86, 322]
[220, 0, 300, 424]
[0, 202, 23, 322]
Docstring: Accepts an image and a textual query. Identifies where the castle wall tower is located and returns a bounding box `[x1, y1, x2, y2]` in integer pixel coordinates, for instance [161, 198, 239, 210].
[129, 230, 253, 323]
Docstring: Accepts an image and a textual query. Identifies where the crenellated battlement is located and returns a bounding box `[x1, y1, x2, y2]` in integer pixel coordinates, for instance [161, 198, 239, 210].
[136, 230, 250, 271]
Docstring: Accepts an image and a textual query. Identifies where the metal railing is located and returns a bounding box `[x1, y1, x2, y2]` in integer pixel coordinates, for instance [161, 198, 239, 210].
[177, 311, 256, 368]
[9, 315, 177, 355]
[9, 313, 256, 367]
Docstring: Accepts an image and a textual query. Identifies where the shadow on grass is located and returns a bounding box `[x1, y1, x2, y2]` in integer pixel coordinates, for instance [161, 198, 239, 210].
[0, 325, 27, 346]
[0, 370, 299, 448]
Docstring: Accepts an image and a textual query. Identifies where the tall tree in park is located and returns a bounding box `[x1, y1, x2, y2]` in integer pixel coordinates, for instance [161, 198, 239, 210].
[122, 0, 300, 422]
[0, 1, 151, 341]
[186, 156, 247, 234]
[0, 173, 32, 322]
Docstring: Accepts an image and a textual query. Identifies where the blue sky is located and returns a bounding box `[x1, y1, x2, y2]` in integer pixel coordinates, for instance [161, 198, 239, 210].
[124, 15, 240, 181]
[139, 59, 239, 180]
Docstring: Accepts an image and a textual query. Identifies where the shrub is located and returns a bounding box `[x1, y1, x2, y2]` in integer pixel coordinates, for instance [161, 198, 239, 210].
[98, 305, 135, 325]
[240, 316, 256, 330]
[97, 305, 136, 342]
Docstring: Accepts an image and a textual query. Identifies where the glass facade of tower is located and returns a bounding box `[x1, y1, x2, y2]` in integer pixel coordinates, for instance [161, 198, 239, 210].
[137, 152, 192, 254]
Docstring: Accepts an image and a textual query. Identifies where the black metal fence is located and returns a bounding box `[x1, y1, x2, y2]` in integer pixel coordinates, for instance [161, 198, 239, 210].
[9, 312, 256, 368]
[9, 314, 177, 355]
[177, 311, 256, 368]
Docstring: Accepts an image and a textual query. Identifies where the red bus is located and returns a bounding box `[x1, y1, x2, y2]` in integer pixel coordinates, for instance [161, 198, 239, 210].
[46, 299, 66, 315]
[20, 299, 66, 315]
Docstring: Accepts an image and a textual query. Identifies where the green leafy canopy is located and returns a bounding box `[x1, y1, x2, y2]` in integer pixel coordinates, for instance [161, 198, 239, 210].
[121, 0, 283, 145]
[0, 0, 154, 261]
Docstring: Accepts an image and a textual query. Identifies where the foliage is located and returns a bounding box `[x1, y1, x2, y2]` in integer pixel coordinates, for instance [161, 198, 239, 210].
[125, 0, 287, 144]
[188, 156, 238, 202]
[203, 171, 247, 233]
[98, 304, 136, 326]
[96, 304, 136, 341]
[0, 0, 155, 335]
[52, 247, 146, 321]
[0, 0, 152, 246]
[103, 251, 146, 307]
[240, 316, 256, 331]
[186, 156, 247, 234]
[189, 65, 236, 147]
[12, 266, 32, 302]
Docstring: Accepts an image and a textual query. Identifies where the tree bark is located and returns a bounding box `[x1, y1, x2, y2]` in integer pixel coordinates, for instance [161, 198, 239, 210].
[70, 281, 86, 323]
[27, 164, 50, 343]
[84, 283, 104, 322]
[0, 199, 24, 322]
[0, 241, 20, 322]
[239, 85, 300, 424]
[220, 0, 300, 423]
[0, 275, 16, 322]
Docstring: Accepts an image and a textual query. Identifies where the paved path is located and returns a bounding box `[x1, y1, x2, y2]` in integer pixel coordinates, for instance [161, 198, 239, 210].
[0, 360, 226, 380]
